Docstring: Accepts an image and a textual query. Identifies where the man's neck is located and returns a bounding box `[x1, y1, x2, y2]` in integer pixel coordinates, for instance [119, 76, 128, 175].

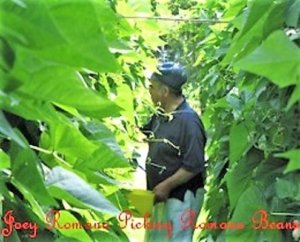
[163, 96, 184, 113]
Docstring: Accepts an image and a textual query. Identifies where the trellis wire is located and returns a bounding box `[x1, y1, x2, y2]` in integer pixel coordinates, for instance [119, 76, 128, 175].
[120, 15, 229, 24]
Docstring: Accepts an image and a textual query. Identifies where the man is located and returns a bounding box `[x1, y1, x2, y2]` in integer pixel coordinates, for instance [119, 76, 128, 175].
[141, 62, 206, 241]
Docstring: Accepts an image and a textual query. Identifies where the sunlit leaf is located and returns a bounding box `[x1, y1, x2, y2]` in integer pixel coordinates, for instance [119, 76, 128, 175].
[46, 167, 120, 216]
[16, 63, 122, 118]
[235, 30, 300, 87]
[49, 210, 93, 241]
[1, 0, 120, 72]
[275, 149, 300, 174]
[0, 149, 10, 169]
[223, 0, 287, 63]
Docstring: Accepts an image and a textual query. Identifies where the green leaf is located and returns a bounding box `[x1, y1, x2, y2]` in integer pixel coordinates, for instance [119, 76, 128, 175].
[235, 30, 300, 87]
[76, 145, 129, 170]
[0, 111, 27, 148]
[42, 0, 120, 72]
[223, 0, 247, 20]
[91, 0, 133, 41]
[0, 172, 10, 199]
[226, 185, 281, 242]
[238, 0, 274, 37]
[48, 186, 92, 210]
[78, 169, 118, 186]
[275, 178, 295, 199]
[16, 63, 122, 118]
[114, 83, 135, 124]
[75, 121, 129, 169]
[275, 149, 300, 174]
[286, 0, 300, 27]
[1, 0, 120, 72]
[229, 122, 250, 165]
[0, 36, 15, 71]
[223, 0, 286, 64]
[49, 122, 98, 161]
[253, 156, 286, 189]
[11, 145, 57, 206]
[0, 148, 10, 169]
[46, 167, 120, 216]
[11, 178, 46, 222]
[0, 92, 59, 123]
[49, 210, 92, 242]
[226, 147, 263, 210]
[226, 185, 265, 242]
[286, 84, 300, 110]
[92, 231, 123, 242]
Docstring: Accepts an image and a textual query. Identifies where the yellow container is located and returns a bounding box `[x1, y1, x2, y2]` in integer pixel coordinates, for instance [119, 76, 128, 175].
[127, 189, 154, 217]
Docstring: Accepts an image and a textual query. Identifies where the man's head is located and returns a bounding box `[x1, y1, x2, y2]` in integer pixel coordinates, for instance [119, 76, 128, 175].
[149, 62, 187, 106]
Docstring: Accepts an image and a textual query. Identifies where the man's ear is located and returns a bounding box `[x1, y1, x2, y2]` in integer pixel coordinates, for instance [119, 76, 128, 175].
[162, 85, 170, 97]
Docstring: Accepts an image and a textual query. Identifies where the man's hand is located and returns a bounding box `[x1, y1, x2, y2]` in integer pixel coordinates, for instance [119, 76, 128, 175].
[153, 168, 199, 203]
[153, 181, 172, 203]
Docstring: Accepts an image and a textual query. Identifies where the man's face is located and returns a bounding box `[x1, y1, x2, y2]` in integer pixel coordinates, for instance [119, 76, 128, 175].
[149, 79, 164, 106]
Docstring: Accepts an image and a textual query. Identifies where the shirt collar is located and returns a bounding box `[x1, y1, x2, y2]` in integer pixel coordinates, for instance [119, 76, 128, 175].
[175, 96, 187, 111]
[155, 97, 187, 122]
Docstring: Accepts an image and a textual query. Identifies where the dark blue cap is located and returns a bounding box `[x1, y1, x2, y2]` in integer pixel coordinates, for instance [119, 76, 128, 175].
[150, 62, 187, 91]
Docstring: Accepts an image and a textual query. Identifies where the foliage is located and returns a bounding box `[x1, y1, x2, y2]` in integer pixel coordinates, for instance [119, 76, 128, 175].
[0, 0, 164, 241]
[1, 0, 300, 241]
[162, 0, 300, 241]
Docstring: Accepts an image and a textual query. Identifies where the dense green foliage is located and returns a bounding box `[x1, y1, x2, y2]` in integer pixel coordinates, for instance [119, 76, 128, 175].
[1, 0, 300, 241]
[0, 0, 162, 241]
[162, 0, 300, 241]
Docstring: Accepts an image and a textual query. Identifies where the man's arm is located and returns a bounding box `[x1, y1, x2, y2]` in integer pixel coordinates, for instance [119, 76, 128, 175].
[153, 116, 206, 203]
[153, 168, 199, 203]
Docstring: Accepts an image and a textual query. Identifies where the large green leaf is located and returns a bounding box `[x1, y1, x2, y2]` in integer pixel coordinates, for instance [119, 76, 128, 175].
[15, 62, 122, 118]
[275, 149, 300, 174]
[238, 0, 274, 37]
[77, 169, 118, 186]
[0, 172, 10, 199]
[286, 84, 300, 110]
[0, 148, 10, 169]
[48, 210, 92, 242]
[223, 0, 287, 63]
[275, 175, 300, 201]
[0, 36, 15, 72]
[0, 111, 27, 148]
[223, 0, 247, 20]
[0, 0, 64, 48]
[92, 231, 123, 242]
[253, 156, 286, 189]
[225, 147, 263, 210]
[235, 30, 300, 87]
[226, 185, 281, 242]
[0, 91, 60, 123]
[91, 0, 133, 41]
[11, 144, 57, 206]
[75, 121, 129, 169]
[114, 83, 135, 124]
[49, 121, 98, 161]
[229, 122, 250, 165]
[46, 166, 120, 216]
[11, 178, 46, 222]
[75, 145, 129, 170]
[1, 0, 120, 72]
[285, 0, 300, 27]
[275, 178, 295, 200]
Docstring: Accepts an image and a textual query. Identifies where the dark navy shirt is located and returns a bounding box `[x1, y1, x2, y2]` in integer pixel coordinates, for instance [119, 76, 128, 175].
[141, 99, 206, 201]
